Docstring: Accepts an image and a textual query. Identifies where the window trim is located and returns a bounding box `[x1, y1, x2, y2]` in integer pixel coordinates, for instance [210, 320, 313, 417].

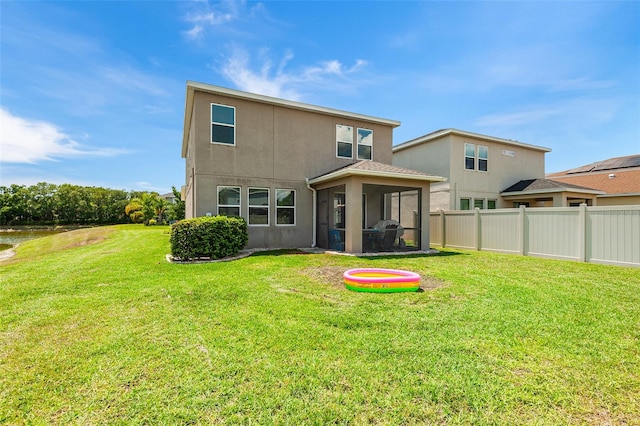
[247, 187, 270, 226]
[357, 127, 373, 161]
[336, 124, 353, 159]
[464, 143, 475, 170]
[478, 145, 488, 172]
[487, 199, 497, 209]
[217, 186, 241, 217]
[276, 189, 296, 226]
[211, 103, 236, 146]
[474, 198, 485, 210]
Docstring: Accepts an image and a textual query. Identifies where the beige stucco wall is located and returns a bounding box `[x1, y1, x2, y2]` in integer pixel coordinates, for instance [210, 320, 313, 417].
[190, 91, 394, 183]
[448, 134, 545, 209]
[393, 133, 546, 210]
[185, 89, 396, 249]
[596, 195, 640, 206]
[392, 135, 451, 180]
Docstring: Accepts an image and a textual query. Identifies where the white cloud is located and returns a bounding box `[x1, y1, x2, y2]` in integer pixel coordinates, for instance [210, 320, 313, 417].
[219, 47, 368, 100]
[0, 108, 128, 164]
[182, 1, 238, 40]
[474, 98, 618, 128]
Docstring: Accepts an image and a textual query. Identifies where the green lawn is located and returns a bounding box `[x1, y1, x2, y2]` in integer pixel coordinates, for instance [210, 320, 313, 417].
[1, 225, 638, 424]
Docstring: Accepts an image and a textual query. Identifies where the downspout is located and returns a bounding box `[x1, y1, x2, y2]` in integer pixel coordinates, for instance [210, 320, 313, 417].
[305, 178, 317, 248]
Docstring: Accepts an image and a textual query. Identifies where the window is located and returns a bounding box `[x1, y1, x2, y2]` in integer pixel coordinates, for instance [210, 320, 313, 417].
[276, 189, 295, 225]
[357, 128, 373, 160]
[336, 124, 353, 158]
[217, 186, 240, 216]
[478, 146, 488, 171]
[474, 199, 484, 210]
[211, 103, 235, 145]
[248, 188, 269, 225]
[460, 198, 471, 210]
[488, 199, 497, 209]
[464, 143, 475, 170]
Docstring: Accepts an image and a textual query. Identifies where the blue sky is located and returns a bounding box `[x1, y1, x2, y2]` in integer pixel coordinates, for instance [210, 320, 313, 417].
[1, 1, 638, 194]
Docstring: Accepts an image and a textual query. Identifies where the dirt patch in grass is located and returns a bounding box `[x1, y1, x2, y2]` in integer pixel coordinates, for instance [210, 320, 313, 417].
[302, 266, 447, 291]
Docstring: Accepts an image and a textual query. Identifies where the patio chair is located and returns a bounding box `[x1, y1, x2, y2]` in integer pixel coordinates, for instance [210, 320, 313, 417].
[328, 229, 345, 251]
[382, 224, 398, 251]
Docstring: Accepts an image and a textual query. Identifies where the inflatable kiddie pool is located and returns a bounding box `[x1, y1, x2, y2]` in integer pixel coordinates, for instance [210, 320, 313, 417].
[343, 268, 420, 293]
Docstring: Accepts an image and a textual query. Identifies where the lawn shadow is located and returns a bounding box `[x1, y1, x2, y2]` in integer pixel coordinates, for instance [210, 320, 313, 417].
[358, 250, 466, 261]
[248, 248, 312, 257]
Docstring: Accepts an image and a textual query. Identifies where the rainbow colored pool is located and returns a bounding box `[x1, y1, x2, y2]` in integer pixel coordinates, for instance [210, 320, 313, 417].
[343, 268, 421, 293]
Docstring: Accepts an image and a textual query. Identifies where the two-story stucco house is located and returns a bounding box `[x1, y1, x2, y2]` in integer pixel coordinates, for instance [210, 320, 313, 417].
[392, 128, 602, 210]
[181, 81, 445, 253]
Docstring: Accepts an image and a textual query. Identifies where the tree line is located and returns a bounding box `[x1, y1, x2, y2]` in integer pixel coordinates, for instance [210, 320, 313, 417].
[0, 182, 185, 226]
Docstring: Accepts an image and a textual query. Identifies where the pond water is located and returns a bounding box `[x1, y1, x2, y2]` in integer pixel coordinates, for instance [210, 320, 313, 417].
[0, 230, 65, 251]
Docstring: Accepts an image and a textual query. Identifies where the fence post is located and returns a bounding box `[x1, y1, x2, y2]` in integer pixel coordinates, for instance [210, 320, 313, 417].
[439, 209, 446, 248]
[579, 204, 587, 262]
[474, 208, 481, 251]
[519, 205, 526, 256]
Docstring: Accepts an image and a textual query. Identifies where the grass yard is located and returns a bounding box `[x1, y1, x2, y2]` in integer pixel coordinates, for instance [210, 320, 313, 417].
[1, 225, 639, 424]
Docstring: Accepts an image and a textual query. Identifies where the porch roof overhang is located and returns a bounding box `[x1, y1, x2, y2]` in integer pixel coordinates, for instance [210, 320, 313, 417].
[306, 160, 447, 186]
[500, 178, 605, 198]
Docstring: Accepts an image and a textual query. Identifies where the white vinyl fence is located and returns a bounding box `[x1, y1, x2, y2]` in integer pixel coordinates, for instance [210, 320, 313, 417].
[430, 205, 640, 267]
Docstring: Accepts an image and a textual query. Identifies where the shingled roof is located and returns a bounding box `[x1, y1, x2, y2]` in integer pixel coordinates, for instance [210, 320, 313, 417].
[501, 179, 604, 195]
[546, 154, 640, 195]
[548, 154, 640, 175]
[307, 160, 446, 185]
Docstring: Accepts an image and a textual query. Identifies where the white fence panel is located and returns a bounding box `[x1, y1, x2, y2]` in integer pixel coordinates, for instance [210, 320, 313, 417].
[430, 205, 639, 268]
[526, 208, 581, 261]
[429, 213, 443, 246]
[587, 206, 640, 266]
[443, 211, 475, 249]
[478, 209, 520, 254]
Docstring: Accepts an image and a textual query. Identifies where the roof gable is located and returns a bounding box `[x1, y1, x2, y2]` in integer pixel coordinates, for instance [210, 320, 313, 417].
[393, 128, 551, 153]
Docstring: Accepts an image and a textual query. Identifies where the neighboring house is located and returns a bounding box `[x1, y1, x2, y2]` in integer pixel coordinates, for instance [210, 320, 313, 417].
[392, 128, 602, 209]
[546, 154, 640, 206]
[181, 81, 444, 253]
[160, 192, 177, 204]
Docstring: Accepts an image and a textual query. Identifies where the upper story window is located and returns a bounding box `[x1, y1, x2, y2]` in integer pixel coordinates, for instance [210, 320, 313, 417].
[211, 103, 235, 145]
[464, 143, 488, 171]
[217, 186, 240, 217]
[478, 146, 488, 171]
[357, 128, 373, 160]
[464, 143, 475, 170]
[336, 124, 353, 158]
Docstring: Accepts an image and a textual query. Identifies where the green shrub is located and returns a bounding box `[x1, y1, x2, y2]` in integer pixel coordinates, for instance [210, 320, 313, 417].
[170, 216, 248, 260]
[146, 219, 157, 226]
[130, 210, 144, 224]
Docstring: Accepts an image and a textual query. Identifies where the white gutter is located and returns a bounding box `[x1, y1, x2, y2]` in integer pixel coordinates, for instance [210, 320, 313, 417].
[305, 179, 317, 248]
[307, 168, 446, 186]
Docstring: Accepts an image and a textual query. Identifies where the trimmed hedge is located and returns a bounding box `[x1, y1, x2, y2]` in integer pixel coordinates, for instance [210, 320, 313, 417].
[170, 216, 248, 260]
